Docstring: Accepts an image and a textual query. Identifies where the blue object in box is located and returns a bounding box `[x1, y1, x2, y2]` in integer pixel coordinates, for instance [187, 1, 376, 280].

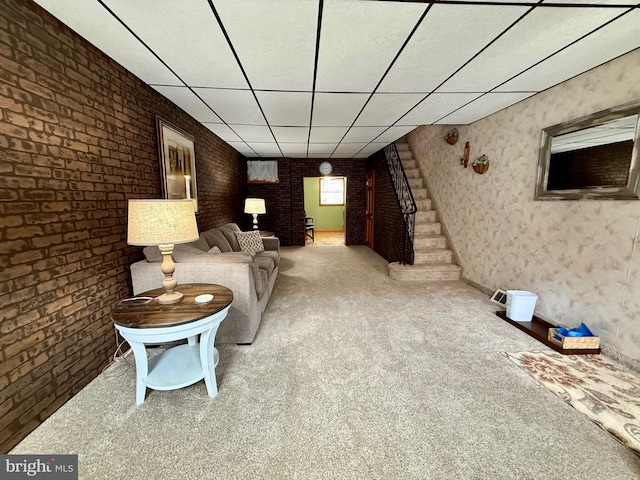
[554, 323, 595, 337]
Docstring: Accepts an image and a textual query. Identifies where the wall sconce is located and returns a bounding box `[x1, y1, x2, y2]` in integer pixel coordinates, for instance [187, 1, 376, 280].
[244, 198, 266, 230]
[127, 199, 199, 304]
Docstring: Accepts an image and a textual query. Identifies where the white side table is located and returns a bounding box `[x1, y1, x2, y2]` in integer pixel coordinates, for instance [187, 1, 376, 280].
[112, 283, 233, 405]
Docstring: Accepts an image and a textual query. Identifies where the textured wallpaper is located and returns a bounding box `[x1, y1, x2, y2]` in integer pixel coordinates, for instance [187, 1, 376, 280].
[407, 49, 640, 361]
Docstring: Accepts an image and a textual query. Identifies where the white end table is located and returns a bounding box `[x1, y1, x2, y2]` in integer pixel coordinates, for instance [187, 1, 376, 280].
[112, 283, 233, 405]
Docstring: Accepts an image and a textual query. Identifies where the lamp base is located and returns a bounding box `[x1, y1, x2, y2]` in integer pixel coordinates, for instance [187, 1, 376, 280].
[156, 290, 184, 305]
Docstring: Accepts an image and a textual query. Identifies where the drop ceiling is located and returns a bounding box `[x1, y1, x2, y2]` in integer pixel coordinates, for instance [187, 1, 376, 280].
[33, 0, 640, 159]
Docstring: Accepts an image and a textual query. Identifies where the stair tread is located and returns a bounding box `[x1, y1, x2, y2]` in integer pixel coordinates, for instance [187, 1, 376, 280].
[391, 262, 461, 270]
[414, 233, 446, 238]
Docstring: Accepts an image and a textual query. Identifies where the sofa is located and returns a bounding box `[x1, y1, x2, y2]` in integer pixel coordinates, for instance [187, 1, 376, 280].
[130, 223, 279, 344]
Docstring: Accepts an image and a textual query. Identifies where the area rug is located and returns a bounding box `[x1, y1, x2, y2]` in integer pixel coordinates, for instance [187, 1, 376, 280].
[505, 350, 640, 456]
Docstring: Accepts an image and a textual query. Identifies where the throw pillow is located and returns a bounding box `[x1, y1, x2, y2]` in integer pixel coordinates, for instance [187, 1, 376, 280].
[235, 230, 265, 255]
[208, 246, 222, 254]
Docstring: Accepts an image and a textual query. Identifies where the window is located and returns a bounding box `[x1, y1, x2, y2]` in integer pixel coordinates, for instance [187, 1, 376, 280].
[319, 177, 345, 206]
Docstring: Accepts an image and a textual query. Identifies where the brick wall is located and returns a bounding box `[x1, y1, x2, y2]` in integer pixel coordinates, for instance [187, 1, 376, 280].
[0, 0, 246, 453]
[247, 158, 367, 246]
[369, 152, 405, 263]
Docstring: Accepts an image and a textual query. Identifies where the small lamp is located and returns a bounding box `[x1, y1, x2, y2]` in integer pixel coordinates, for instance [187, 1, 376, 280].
[244, 198, 266, 230]
[127, 199, 199, 304]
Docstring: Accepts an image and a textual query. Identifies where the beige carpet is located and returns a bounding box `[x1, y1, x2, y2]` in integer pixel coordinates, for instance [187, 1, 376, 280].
[505, 350, 640, 456]
[12, 246, 640, 479]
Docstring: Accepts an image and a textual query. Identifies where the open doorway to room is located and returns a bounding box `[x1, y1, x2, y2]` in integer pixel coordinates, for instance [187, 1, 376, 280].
[303, 176, 346, 246]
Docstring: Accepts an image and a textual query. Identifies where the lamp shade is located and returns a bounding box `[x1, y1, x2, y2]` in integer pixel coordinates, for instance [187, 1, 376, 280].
[244, 198, 266, 215]
[127, 199, 199, 246]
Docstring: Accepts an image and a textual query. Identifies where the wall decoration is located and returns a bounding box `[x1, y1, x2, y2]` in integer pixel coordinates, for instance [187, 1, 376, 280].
[157, 117, 198, 212]
[247, 160, 279, 183]
[319, 161, 333, 175]
[535, 100, 640, 200]
[444, 128, 459, 145]
[472, 154, 490, 174]
[460, 141, 470, 168]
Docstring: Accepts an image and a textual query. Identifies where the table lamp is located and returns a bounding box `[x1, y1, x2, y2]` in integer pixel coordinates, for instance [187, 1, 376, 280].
[244, 198, 266, 230]
[127, 199, 199, 304]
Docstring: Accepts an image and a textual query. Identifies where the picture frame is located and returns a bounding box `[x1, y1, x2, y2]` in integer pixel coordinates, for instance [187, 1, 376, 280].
[156, 116, 198, 212]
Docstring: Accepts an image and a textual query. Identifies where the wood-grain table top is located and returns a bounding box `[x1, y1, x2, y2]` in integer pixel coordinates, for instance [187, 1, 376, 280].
[111, 283, 233, 329]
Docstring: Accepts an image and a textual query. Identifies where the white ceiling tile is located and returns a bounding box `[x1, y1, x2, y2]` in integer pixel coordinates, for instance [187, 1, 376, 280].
[375, 126, 418, 144]
[316, 0, 428, 92]
[440, 6, 626, 92]
[202, 123, 241, 142]
[101, 0, 247, 88]
[308, 143, 338, 155]
[33, 0, 181, 86]
[153, 86, 221, 122]
[359, 143, 389, 155]
[245, 143, 283, 157]
[312, 93, 369, 127]
[232, 125, 276, 143]
[256, 91, 312, 126]
[309, 127, 349, 143]
[438, 92, 534, 124]
[398, 93, 484, 125]
[341, 127, 388, 143]
[333, 143, 369, 156]
[279, 143, 310, 157]
[193, 88, 263, 125]
[272, 127, 310, 143]
[379, 4, 529, 93]
[226, 141, 256, 156]
[551, 0, 637, 4]
[213, 0, 318, 91]
[355, 94, 426, 127]
[496, 10, 640, 92]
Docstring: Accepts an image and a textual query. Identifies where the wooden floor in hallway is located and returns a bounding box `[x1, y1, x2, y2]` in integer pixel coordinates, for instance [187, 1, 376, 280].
[305, 230, 345, 246]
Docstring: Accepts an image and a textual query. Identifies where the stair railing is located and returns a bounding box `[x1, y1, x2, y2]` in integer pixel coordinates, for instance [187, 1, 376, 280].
[384, 143, 416, 265]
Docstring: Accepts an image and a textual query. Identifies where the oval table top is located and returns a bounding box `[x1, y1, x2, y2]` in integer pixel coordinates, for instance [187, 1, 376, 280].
[111, 283, 233, 329]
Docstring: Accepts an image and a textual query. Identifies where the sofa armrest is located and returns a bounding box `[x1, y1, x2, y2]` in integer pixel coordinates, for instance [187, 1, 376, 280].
[262, 237, 280, 252]
[130, 259, 264, 344]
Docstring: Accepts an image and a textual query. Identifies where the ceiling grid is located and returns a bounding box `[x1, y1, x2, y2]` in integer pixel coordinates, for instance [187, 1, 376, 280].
[33, 0, 640, 159]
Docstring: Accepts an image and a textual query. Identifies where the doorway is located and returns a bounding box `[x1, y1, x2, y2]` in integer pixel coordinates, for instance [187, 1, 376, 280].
[303, 176, 346, 246]
[365, 170, 374, 249]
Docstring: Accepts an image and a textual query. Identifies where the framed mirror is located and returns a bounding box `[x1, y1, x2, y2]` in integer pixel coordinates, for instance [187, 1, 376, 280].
[535, 101, 640, 200]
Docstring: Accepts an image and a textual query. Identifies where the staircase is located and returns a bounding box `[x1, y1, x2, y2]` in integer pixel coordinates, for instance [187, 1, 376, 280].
[388, 141, 461, 282]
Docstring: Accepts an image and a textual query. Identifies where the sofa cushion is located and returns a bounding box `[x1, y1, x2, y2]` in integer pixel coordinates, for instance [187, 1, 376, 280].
[236, 230, 265, 255]
[256, 267, 269, 301]
[143, 245, 163, 263]
[255, 255, 275, 274]
[142, 237, 208, 263]
[190, 236, 210, 251]
[220, 223, 242, 251]
[256, 249, 279, 267]
[172, 243, 211, 262]
[208, 246, 222, 254]
[201, 228, 233, 252]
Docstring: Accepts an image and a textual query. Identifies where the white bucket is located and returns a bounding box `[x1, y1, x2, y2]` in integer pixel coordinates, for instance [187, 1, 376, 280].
[506, 290, 538, 322]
